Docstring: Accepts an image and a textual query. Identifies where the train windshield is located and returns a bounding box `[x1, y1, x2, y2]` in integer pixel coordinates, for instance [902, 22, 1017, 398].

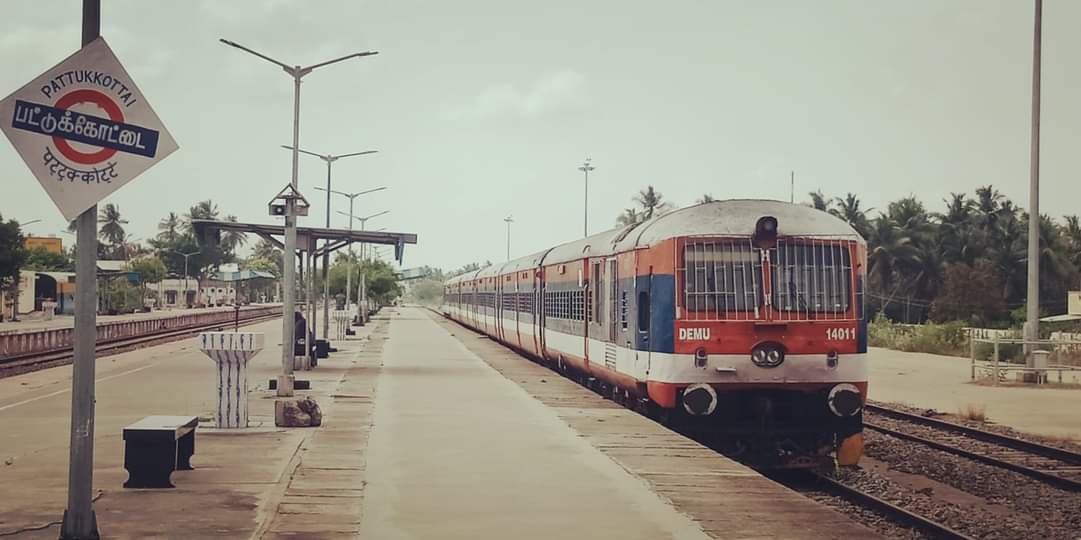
[682, 240, 763, 317]
[770, 239, 851, 315]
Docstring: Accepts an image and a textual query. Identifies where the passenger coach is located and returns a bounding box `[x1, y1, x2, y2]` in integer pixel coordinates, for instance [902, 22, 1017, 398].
[443, 199, 868, 468]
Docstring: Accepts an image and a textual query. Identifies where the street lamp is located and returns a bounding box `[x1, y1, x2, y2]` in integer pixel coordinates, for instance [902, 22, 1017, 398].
[504, 215, 514, 260]
[316, 185, 386, 309]
[219, 38, 378, 397]
[173, 250, 200, 308]
[18, 218, 42, 227]
[578, 158, 595, 237]
[281, 147, 378, 342]
[337, 209, 389, 262]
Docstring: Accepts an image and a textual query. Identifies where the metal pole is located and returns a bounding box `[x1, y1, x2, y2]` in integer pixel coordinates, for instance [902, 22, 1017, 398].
[307, 250, 316, 369]
[583, 167, 588, 237]
[322, 160, 331, 342]
[183, 257, 188, 307]
[790, 171, 794, 204]
[346, 196, 354, 308]
[506, 218, 511, 260]
[278, 71, 301, 396]
[1024, 0, 1043, 367]
[60, 2, 101, 537]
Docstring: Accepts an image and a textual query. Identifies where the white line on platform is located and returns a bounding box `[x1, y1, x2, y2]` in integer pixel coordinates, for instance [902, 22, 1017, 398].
[0, 363, 160, 412]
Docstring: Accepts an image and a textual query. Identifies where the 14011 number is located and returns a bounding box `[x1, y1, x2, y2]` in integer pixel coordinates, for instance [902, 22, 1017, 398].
[825, 327, 856, 341]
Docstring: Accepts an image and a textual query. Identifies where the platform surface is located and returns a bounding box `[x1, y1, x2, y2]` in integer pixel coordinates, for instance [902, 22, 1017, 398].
[867, 347, 1081, 440]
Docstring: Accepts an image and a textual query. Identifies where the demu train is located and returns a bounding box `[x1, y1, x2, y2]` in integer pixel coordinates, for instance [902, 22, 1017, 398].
[441, 199, 867, 468]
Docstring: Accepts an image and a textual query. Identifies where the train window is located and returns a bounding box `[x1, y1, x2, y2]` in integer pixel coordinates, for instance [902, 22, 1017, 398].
[637, 291, 650, 332]
[683, 241, 763, 317]
[771, 240, 851, 315]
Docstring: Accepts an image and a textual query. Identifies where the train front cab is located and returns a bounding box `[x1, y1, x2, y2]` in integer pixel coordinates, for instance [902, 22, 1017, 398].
[643, 229, 867, 468]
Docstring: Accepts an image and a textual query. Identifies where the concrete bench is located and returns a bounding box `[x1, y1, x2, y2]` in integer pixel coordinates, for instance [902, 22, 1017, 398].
[122, 415, 198, 488]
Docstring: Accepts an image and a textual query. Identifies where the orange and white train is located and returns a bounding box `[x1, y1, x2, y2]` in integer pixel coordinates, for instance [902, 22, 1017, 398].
[442, 199, 867, 467]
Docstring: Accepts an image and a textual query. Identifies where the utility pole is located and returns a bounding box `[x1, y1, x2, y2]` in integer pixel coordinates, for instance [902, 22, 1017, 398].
[504, 215, 514, 260]
[60, 3, 101, 538]
[790, 171, 794, 204]
[578, 158, 594, 237]
[1024, 0, 1042, 365]
[219, 39, 377, 397]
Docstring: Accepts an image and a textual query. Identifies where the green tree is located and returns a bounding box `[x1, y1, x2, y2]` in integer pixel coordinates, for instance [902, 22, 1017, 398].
[97, 203, 128, 255]
[697, 194, 716, 204]
[808, 190, 832, 212]
[830, 193, 871, 238]
[634, 185, 673, 220]
[158, 212, 181, 242]
[616, 208, 641, 227]
[127, 256, 167, 306]
[23, 247, 72, 271]
[0, 215, 28, 308]
[930, 260, 1006, 326]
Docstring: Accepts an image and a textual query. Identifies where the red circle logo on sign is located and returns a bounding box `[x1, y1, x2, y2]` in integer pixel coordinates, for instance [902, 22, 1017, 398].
[52, 89, 124, 165]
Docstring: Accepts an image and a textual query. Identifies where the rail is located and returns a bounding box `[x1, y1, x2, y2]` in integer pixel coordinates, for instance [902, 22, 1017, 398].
[1, 306, 282, 378]
[865, 403, 1081, 492]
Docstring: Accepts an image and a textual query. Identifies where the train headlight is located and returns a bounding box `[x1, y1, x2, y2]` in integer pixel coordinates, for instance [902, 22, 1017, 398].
[828, 383, 863, 417]
[694, 347, 708, 368]
[751, 343, 784, 368]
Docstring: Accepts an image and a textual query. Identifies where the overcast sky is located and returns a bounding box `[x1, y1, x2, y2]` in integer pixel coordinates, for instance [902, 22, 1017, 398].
[2, 1, 1079, 271]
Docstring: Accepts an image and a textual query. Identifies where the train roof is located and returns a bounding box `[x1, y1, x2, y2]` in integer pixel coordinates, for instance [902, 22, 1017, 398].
[445, 199, 863, 285]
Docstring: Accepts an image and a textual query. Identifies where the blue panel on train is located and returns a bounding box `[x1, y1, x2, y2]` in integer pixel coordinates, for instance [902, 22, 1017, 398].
[636, 274, 675, 354]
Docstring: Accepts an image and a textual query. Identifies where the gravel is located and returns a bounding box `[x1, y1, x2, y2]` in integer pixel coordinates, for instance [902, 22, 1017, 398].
[855, 429, 1081, 539]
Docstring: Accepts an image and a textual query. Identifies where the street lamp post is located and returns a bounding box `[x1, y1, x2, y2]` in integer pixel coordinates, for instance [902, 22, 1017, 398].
[578, 158, 594, 237]
[316, 185, 386, 309]
[504, 215, 514, 260]
[219, 38, 377, 397]
[336, 210, 389, 263]
[173, 250, 200, 308]
[284, 147, 377, 342]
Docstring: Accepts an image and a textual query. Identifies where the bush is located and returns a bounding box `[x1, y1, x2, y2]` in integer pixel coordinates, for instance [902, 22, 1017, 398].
[869, 314, 970, 357]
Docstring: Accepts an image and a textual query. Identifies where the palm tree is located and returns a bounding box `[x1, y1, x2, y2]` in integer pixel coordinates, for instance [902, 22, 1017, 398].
[697, 194, 716, 204]
[184, 200, 219, 232]
[1064, 215, 1081, 271]
[616, 208, 641, 227]
[97, 203, 128, 249]
[158, 212, 181, 242]
[830, 193, 871, 238]
[634, 186, 673, 220]
[221, 215, 247, 254]
[808, 190, 832, 212]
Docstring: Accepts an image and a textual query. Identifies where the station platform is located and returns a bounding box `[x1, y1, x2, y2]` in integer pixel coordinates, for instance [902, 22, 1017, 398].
[867, 347, 1081, 441]
[0, 304, 281, 335]
[0, 307, 876, 539]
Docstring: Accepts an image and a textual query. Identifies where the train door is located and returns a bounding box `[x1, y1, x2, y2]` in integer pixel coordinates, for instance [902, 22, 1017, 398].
[636, 268, 653, 375]
[514, 276, 522, 350]
[608, 259, 618, 342]
[536, 269, 546, 358]
[496, 276, 504, 342]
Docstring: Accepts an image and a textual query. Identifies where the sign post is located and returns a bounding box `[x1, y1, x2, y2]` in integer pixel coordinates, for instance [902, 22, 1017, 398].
[0, 2, 177, 537]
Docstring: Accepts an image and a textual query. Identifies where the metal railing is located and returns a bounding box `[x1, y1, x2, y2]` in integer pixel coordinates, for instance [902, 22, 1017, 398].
[969, 335, 1081, 384]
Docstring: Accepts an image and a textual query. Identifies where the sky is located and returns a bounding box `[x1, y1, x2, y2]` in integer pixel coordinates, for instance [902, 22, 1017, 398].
[2, 1, 1080, 272]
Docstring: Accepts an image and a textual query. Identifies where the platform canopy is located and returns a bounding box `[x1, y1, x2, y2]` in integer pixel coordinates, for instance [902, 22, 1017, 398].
[191, 219, 418, 263]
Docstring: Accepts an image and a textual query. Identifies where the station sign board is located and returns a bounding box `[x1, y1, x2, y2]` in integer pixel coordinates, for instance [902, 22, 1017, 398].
[0, 37, 178, 222]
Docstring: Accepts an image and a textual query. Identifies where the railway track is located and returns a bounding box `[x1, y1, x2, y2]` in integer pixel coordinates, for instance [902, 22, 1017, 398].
[775, 470, 976, 540]
[864, 403, 1081, 492]
[0, 310, 282, 378]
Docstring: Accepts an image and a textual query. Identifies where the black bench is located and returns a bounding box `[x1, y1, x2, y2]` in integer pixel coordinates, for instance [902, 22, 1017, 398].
[122, 415, 198, 489]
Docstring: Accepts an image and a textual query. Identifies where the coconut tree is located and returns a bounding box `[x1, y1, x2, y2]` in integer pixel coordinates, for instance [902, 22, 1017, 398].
[808, 190, 832, 213]
[158, 212, 181, 242]
[830, 193, 871, 238]
[616, 208, 641, 227]
[634, 186, 673, 220]
[220, 215, 247, 254]
[97, 203, 128, 251]
[184, 199, 219, 232]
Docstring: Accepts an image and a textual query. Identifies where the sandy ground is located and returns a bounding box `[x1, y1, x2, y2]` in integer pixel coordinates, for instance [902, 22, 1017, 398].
[867, 346, 1081, 440]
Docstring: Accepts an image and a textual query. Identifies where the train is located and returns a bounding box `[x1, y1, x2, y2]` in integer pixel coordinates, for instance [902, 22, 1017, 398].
[441, 199, 867, 468]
